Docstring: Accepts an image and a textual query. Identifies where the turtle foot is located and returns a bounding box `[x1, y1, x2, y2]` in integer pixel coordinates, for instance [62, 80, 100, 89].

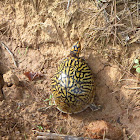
[89, 103, 102, 111]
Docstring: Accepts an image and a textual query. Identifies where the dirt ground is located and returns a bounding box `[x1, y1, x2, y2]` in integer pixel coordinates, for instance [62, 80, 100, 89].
[0, 0, 140, 140]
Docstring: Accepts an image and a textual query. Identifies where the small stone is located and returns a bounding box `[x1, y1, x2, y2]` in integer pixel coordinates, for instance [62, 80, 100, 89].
[3, 71, 20, 86]
[11, 74, 19, 86]
[3, 70, 13, 85]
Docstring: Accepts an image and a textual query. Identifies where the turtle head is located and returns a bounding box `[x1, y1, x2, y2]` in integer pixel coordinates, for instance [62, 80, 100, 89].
[70, 41, 81, 57]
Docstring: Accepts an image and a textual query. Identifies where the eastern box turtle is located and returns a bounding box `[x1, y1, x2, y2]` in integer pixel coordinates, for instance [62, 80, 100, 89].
[51, 42, 100, 114]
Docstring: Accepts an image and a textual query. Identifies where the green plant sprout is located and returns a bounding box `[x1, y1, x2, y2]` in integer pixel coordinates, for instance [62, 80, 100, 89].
[37, 125, 43, 130]
[133, 59, 140, 73]
[24, 46, 29, 55]
[97, 0, 107, 3]
[24, 133, 27, 140]
[59, 127, 62, 133]
[17, 49, 21, 55]
[44, 94, 55, 105]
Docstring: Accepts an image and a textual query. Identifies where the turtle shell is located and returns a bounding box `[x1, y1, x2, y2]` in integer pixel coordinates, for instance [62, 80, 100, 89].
[51, 56, 94, 114]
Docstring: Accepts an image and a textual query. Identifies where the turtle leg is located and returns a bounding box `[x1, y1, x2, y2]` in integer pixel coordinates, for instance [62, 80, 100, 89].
[89, 103, 101, 111]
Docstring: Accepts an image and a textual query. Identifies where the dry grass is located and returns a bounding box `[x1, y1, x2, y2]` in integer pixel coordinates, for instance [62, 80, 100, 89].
[0, 0, 139, 47]
[84, 0, 140, 47]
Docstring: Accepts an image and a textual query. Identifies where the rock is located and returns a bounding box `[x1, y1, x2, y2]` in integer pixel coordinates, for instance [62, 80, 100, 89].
[11, 74, 19, 86]
[84, 120, 123, 140]
[3, 71, 19, 86]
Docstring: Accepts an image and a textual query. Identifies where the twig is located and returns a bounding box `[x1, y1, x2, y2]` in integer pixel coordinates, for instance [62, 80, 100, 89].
[137, 0, 139, 22]
[113, 0, 117, 46]
[34, 130, 110, 140]
[11, 122, 18, 132]
[124, 87, 140, 90]
[119, 79, 139, 83]
[66, 0, 71, 11]
[0, 42, 17, 67]
[133, 106, 140, 111]
[95, 2, 109, 22]
[128, 129, 138, 139]
[37, 106, 52, 112]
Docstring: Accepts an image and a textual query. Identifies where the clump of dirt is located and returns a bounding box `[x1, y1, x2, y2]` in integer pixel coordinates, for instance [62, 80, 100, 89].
[85, 120, 123, 140]
[0, 0, 140, 140]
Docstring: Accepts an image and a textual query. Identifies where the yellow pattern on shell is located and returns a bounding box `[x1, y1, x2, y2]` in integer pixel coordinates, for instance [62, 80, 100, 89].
[51, 56, 94, 114]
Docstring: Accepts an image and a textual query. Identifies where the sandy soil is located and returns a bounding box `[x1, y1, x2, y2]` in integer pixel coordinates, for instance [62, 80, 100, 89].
[0, 0, 140, 140]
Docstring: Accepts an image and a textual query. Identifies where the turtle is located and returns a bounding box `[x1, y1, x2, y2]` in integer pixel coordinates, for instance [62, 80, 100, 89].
[51, 41, 100, 114]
